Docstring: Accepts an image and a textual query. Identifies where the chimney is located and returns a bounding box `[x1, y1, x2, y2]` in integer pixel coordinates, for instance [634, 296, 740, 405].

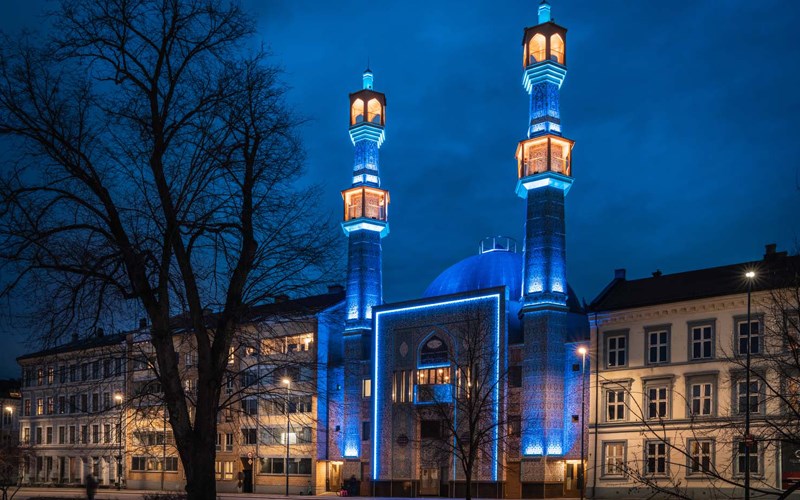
[96, 327, 104, 338]
[274, 294, 289, 303]
[614, 268, 626, 280]
[71, 332, 79, 343]
[764, 243, 777, 259]
[652, 269, 662, 278]
[327, 284, 344, 294]
[138, 318, 147, 330]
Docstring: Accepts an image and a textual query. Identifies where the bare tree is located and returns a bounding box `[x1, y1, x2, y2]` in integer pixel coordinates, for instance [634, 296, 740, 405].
[0, 1, 338, 499]
[414, 313, 507, 500]
[0, 441, 24, 500]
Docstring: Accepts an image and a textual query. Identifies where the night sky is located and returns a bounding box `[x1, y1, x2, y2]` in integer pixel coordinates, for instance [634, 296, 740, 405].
[1, 1, 799, 378]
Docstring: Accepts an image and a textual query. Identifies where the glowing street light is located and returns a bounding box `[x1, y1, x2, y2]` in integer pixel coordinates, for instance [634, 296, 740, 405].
[283, 378, 292, 496]
[577, 346, 587, 500]
[744, 271, 756, 500]
[114, 393, 124, 490]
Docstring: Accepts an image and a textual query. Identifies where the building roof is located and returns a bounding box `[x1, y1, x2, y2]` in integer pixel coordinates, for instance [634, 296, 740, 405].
[17, 289, 346, 361]
[0, 379, 21, 399]
[589, 246, 800, 312]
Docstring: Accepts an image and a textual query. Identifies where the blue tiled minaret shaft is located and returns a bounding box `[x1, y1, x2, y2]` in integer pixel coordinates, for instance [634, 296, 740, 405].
[516, 1, 574, 458]
[340, 69, 389, 460]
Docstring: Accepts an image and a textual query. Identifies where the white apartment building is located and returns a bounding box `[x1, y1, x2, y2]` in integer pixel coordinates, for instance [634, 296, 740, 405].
[586, 245, 800, 499]
[17, 331, 127, 486]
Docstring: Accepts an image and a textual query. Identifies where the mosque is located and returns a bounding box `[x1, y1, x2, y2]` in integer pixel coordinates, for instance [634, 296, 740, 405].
[329, 1, 589, 496]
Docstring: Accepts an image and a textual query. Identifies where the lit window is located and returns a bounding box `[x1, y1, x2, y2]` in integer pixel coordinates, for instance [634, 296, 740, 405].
[603, 442, 625, 476]
[366, 98, 382, 124]
[689, 440, 713, 474]
[351, 98, 365, 125]
[549, 34, 564, 64]
[362, 378, 372, 398]
[528, 33, 546, 64]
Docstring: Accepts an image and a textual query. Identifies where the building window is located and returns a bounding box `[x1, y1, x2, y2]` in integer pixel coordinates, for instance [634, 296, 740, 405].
[36, 398, 43, 416]
[58, 426, 65, 445]
[47, 366, 54, 385]
[132, 457, 179, 472]
[259, 457, 312, 476]
[104, 424, 111, 444]
[606, 333, 627, 368]
[45, 427, 53, 444]
[242, 398, 258, 415]
[37, 368, 43, 386]
[603, 442, 626, 476]
[46, 397, 54, 415]
[736, 440, 760, 476]
[58, 396, 66, 415]
[226, 433, 234, 451]
[35, 427, 42, 444]
[689, 440, 713, 474]
[242, 428, 257, 445]
[647, 385, 669, 419]
[690, 383, 713, 416]
[737, 317, 761, 355]
[645, 441, 668, 475]
[420, 420, 443, 439]
[92, 425, 99, 444]
[646, 327, 670, 365]
[23, 399, 30, 416]
[737, 380, 761, 414]
[68, 426, 76, 444]
[606, 388, 626, 422]
[691, 322, 715, 359]
[360, 421, 371, 441]
[362, 378, 372, 398]
[22, 427, 29, 444]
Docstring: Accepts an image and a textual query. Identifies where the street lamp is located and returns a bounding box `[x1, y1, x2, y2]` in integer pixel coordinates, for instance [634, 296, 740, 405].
[114, 393, 124, 490]
[744, 270, 756, 500]
[283, 378, 291, 496]
[577, 346, 587, 500]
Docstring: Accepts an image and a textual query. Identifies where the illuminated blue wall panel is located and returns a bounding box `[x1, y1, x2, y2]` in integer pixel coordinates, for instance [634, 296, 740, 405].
[345, 230, 383, 331]
[522, 185, 568, 308]
[561, 343, 589, 458]
[528, 81, 561, 138]
[521, 310, 566, 457]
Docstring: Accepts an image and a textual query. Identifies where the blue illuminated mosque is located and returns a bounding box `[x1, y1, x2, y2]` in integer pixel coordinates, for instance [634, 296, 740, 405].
[327, 1, 589, 497]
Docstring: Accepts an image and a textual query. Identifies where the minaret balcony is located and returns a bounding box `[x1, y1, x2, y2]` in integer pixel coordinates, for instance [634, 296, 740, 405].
[516, 135, 573, 178]
[341, 186, 390, 237]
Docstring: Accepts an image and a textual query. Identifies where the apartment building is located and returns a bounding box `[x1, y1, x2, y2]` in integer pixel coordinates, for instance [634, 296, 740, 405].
[16, 331, 127, 486]
[586, 246, 800, 498]
[0, 379, 21, 446]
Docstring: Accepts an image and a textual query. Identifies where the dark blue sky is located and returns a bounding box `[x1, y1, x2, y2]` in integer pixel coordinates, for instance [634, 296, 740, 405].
[1, 1, 799, 377]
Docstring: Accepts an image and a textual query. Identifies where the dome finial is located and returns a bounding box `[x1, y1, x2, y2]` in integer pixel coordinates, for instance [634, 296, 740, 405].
[538, 0, 551, 24]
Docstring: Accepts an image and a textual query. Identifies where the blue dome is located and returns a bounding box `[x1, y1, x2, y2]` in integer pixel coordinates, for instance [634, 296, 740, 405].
[423, 251, 523, 299]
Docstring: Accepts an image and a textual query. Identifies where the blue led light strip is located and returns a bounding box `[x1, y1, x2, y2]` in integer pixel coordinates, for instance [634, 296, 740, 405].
[372, 292, 501, 481]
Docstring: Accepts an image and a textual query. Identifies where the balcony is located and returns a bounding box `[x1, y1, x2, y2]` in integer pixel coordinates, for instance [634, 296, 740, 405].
[414, 384, 453, 405]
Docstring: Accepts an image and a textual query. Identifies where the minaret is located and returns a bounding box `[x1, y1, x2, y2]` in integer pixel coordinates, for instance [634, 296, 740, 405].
[340, 69, 389, 460]
[516, 0, 573, 459]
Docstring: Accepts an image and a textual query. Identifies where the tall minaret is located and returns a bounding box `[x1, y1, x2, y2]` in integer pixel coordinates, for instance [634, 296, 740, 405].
[516, 0, 573, 459]
[340, 69, 389, 460]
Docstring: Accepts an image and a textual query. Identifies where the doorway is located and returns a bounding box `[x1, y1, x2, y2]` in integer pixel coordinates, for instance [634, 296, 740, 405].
[563, 461, 580, 497]
[328, 461, 343, 492]
[420, 468, 439, 495]
[240, 458, 253, 493]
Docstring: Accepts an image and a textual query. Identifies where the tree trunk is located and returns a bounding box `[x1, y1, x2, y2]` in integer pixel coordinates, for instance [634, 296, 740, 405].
[184, 443, 217, 500]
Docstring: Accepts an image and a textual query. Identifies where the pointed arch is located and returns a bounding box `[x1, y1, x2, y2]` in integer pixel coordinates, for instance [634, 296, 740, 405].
[550, 33, 564, 64]
[351, 98, 365, 124]
[367, 98, 382, 124]
[529, 33, 546, 64]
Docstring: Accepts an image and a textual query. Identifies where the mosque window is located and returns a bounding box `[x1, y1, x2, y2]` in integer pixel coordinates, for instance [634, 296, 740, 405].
[528, 33, 546, 65]
[550, 34, 564, 64]
[351, 98, 365, 124]
[419, 335, 449, 366]
[367, 98, 382, 125]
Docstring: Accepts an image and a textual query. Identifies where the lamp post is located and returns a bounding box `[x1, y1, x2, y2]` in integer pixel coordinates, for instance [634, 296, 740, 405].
[283, 378, 291, 496]
[578, 346, 587, 500]
[114, 393, 124, 490]
[744, 271, 756, 500]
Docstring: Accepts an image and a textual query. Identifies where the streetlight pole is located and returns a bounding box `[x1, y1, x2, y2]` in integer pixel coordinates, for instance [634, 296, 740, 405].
[578, 347, 587, 500]
[744, 271, 755, 500]
[114, 393, 123, 490]
[283, 378, 291, 496]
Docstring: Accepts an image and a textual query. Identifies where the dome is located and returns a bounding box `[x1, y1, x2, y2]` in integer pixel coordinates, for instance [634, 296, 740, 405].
[423, 237, 584, 314]
[423, 250, 524, 299]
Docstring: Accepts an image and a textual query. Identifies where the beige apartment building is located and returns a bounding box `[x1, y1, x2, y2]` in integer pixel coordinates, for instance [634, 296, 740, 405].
[586, 246, 800, 498]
